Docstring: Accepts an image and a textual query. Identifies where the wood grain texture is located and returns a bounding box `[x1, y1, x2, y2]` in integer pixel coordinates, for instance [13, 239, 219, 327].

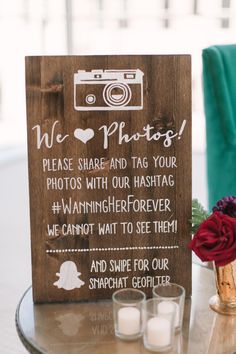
[25, 55, 192, 303]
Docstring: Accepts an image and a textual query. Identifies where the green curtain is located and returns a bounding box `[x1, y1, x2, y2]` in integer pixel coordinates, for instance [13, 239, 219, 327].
[202, 44, 236, 209]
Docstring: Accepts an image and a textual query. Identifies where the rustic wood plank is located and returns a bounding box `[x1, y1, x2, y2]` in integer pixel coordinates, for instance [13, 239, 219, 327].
[26, 55, 191, 303]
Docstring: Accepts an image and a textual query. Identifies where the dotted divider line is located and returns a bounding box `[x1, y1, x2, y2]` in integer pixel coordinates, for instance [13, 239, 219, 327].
[46, 246, 179, 253]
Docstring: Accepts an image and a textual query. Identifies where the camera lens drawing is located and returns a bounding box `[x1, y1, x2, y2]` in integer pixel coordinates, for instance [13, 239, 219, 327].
[74, 69, 144, 111]
[103, 83, 131, 107]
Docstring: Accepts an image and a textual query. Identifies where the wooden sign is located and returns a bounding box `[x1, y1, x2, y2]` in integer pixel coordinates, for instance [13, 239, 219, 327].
[26, 55, 191, 303]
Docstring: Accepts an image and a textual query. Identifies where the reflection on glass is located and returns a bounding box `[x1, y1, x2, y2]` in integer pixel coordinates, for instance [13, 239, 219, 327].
[56, 313, 85, 336]
[206, 313, 236, 354]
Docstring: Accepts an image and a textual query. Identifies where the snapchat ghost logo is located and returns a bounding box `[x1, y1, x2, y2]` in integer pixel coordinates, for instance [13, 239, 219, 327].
[53, 261, 85, 290]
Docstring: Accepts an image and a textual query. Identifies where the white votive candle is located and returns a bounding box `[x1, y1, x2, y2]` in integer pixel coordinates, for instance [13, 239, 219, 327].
[118, 307, 140, 336]
[147, 316, 171, 347]
[158, 300, 180, 328]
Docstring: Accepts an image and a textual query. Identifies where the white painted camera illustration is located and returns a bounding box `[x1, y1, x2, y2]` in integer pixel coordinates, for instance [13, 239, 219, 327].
[74, 69, 144, 111]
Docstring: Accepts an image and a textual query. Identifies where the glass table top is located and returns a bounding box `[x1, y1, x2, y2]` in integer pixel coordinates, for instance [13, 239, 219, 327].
[16, 264, 236, 354]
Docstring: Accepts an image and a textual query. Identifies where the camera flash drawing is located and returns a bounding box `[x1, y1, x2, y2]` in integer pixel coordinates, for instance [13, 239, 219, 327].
[53, 261, 85, 290]
[74, 69, 144, 111]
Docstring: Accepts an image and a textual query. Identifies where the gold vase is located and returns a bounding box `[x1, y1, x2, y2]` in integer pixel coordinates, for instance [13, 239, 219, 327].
[209, 259, 236, 315]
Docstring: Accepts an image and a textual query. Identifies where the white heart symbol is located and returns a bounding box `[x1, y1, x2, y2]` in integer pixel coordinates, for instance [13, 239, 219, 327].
[74, 128, 94, 144]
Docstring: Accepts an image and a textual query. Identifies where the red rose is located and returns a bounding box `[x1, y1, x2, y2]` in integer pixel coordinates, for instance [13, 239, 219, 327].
[189, 211, 236, 266]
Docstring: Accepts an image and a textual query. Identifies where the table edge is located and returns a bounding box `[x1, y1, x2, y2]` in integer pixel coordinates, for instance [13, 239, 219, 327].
[15, 286, 47, 354]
